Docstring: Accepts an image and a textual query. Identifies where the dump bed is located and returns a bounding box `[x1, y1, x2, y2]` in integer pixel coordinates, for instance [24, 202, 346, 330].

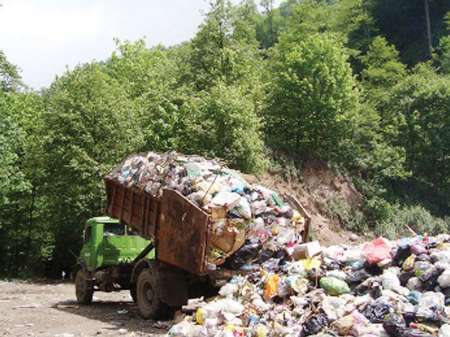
[104, 177, 311, 276]
[105, 177, 211, 274]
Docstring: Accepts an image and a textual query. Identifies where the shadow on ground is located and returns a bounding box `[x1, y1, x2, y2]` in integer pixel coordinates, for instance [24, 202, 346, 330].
[53, 299, 170, 335]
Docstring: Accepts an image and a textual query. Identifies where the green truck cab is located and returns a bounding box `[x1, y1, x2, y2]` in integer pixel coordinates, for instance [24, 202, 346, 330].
[75, 216, 154, 304]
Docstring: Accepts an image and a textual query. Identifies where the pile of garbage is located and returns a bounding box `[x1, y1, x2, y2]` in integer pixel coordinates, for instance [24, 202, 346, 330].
[107, 151, 306, 268]
[169, 235, 450, 337]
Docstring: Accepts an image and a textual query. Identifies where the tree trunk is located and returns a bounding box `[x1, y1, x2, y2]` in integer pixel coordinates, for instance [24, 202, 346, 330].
[424, 0, 433, 58]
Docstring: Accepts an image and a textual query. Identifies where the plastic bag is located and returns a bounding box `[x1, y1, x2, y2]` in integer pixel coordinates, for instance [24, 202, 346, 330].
[286, 275, 309, 295]
[438, 269, 450, 288]
[399, 271, 415, 286]
[169, 320, 206, 337]
[326, 270, 347, 281]
[407, 290, 421, 305]
[381, 269, 401, 291]
[411, 243, 427, 256]
[255, 324, 268, 337]
[303, 314, 329, 336]
[394, 244, 412, 267]
[363, 238, 392, 265]
[414, 261, 433, 277]
[230, 197, 252, 219]
[362, 300, 392, 323]
[211, 191, 241, 209]
[302, 257, 322, 271]
[226, 243, 260, 269]
[263, 274, 280, 301]
[320, 277, 350, 296]
[219, 283, 239, 297]
[416, 291, 445, 322]
[439, 324, 450, 337]
[322, 296, 347, 321]
[402, 255, 416, 271]
[406, 277, 423, 291]
[383, 313, 406, 337]
[420, 266, 443, 290]
[333, 311, 368, 336]
[346, 269, 371, 284]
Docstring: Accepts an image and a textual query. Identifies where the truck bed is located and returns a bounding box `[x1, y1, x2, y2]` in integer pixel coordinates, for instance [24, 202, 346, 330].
[105, 178, 211, 275]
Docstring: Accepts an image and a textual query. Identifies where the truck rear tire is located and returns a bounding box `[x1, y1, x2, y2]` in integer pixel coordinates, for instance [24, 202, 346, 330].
[136, 268, 169, 319]
[75, 270, 93, 304]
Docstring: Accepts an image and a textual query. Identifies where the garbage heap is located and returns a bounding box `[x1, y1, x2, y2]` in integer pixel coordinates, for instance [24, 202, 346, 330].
[107, 151, 306, 268]
[169, 235, 450, 337]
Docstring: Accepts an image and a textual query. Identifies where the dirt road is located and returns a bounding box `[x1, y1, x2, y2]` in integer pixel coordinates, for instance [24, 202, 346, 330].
[0, 281, 170, 337]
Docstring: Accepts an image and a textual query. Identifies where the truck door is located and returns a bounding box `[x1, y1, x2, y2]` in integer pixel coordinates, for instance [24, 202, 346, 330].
[80, 225, 95, 271]
[101, 222, 126, 266]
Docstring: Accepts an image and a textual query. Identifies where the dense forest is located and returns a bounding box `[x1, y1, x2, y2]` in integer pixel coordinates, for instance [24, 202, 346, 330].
[1, 0, 450, 277]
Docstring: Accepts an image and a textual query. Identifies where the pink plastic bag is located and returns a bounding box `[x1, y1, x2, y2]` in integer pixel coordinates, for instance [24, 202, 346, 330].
[363, 237, 391, 265]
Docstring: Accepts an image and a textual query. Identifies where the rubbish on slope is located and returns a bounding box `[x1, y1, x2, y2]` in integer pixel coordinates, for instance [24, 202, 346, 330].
[169, 234, 450, 337]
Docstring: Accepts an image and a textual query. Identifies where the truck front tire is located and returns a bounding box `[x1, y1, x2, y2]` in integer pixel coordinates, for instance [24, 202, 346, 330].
[75, 270, 93, 304]
[136, 268, 169, 319]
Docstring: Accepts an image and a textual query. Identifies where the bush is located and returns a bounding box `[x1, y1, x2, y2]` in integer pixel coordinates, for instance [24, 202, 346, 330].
[325, 196, 366, 232]
[363, 196, 449, 239]
[385, 205, 449, 237]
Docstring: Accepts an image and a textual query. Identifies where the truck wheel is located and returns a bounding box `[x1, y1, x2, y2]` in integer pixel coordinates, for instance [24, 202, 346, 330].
[75, 270, 93, 304]
[136, 268, 169, 319]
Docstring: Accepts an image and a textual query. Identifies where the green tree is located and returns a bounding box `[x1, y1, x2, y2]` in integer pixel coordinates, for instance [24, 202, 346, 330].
[185, 0, 262, 90]
[42, 63, 144, 273]
[106, 40, 180, 151]
[384, 64, 450, 210]
[266, 33, 358, 161]
[178, 82, 266, 173]
[0, 50, 22, 91]
[0, 89, 52, 276]
[360, 36, 406, 105]
[178, 0, 266, 173]
[436, 35, 450, 73]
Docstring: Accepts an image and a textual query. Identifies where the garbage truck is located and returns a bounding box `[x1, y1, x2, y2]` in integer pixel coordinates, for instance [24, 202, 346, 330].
[75, 153, 311, 319]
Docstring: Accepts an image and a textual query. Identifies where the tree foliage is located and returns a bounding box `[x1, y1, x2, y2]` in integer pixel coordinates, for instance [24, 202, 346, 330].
[266, 33, 358, 161]
[41, 63, 144, 273]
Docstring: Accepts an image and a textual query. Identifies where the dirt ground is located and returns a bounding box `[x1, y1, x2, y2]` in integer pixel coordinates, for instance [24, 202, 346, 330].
[0, 280, 171, 337]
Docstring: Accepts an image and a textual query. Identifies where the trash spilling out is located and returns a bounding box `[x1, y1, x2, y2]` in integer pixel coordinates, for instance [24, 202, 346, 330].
[168, 234, 450, 337]
[107, 151, 308, 269]
[107, 152, 450, 336]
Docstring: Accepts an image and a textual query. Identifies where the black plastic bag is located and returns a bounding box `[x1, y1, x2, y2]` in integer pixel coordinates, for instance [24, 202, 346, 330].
[403, 312, 417, 325]
[225, 242, 260, 269]
[302, 313, 329, 336]
[419, 266, 444, 290]
[257, 249, 274, 264]
[383, 313, 406, 337]
[363, 301, 392, 323]
[399, 271, 415, 286]
[393, 245, 411, 266]
[346, 269, 371, 284]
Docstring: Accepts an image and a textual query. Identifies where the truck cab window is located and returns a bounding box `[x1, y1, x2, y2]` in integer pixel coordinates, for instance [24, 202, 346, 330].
[84, 226, 91, 243]
[104, 223, 125, 236]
